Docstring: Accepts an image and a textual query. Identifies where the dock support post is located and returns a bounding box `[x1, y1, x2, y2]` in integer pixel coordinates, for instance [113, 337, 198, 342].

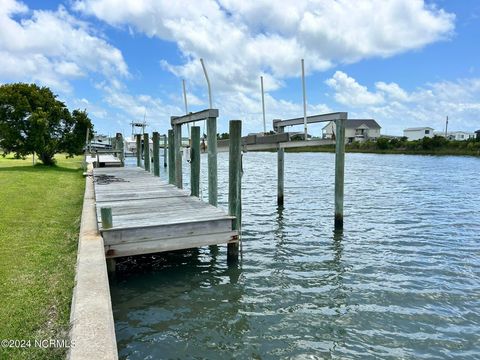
[334, 117, 346, 229]
[163, 134, 168, 167]
[100, 208, 115, 272]
[152, 131, 160, 176]
[106, 259, 116, 273]
[168, 129, 175, 184]
[277, 126, 285, 206]
[136, 134, 142, 167]
[116, 133, 124, 166]
[228, 120, 242, 263]
[174, 124, 183, 188]
[100, 207, 112, 229]
[190, 126, 200, 197]
[143, 133, 150, 172]
[207, 116, 217, 206]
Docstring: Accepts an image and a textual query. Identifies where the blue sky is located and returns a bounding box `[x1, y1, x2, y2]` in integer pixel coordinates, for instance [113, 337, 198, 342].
[1, 0, 480, 136]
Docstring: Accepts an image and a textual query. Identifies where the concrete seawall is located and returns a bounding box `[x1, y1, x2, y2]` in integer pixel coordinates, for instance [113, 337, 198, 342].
[68, 165, 118, 359]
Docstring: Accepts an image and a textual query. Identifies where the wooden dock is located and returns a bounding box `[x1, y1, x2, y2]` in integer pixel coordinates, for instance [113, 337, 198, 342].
[93, 167, 238, 258]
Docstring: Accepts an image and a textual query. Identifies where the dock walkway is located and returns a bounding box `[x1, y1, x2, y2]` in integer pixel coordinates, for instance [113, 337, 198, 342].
[93, 167, 238, 258]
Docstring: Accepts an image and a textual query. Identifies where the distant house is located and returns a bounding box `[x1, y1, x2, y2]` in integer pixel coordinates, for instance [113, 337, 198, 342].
[322, 119, 381, 143]
[475, 130, 480, 140]
[434, 131, 475, 141]
[403, 127, 434, 141]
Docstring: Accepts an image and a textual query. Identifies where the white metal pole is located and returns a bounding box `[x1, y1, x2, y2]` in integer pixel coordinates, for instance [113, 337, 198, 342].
[182, 79, 189, 114]
[261, 76, 266, 134]
[182, 79, 190, 136]
[200, 58, 213, 109]
[301, 59, 308, 140]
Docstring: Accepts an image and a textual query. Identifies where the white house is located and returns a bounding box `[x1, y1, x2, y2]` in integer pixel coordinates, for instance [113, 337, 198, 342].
[403, 127, 434, 141]
[433, 131, 475, 141]
[322, 119, 381, 142]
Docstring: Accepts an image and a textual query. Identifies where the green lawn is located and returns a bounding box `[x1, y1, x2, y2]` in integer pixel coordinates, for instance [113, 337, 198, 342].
[0, 155, 84, 359]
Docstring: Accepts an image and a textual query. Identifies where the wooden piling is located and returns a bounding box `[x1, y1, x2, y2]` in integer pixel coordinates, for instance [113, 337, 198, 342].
[168, 129, 175, 184]
[277, 127, 285, 206]
[190, 126, 200, 197]
[106, 259, 116, 273]
[174, 124, 182, 188]
[152, 131, 160, 176]
[101, 207, 115, 272]
[334, 118, 346, 229]
[136, 134, 141, 167]
[163, 134, 168, 167]
[116, 133, 124, 166]
[100, 207, 112, 229]
[207, 117, 217, 206]
[228, 120, 242, 262]
[143, 133, 150, 172]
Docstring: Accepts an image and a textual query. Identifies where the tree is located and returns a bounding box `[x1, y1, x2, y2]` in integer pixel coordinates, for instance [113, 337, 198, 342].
[217, 132, 229, 140]
[0, 83, 93, 165]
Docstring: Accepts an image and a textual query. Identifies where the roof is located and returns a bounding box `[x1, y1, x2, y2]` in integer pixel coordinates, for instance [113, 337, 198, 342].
[475, 130, 480, 133]
[323, 119, 381, 129]
[404, 127, 434, 131]
[345, 119, 381, 129]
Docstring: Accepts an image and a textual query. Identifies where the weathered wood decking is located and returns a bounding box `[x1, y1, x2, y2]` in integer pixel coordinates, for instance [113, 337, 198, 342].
[93, 167, 238, 258]
[96, 154, 122, 167]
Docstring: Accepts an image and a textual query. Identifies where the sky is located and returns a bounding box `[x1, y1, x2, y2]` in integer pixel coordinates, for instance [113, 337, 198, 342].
[1, 0, 480, 137]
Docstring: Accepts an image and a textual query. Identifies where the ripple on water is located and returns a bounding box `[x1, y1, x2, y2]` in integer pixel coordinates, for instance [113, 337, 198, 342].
[113, 153, 480, 359]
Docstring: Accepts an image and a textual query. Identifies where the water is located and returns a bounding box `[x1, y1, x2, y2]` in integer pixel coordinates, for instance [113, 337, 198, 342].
[112, 152, 480, 359]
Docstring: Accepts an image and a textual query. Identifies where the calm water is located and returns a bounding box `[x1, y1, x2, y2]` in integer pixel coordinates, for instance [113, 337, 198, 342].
[112, 152, 480, 359]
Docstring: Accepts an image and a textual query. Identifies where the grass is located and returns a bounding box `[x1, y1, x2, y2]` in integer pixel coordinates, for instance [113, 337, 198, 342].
[0, 154, 85, 359]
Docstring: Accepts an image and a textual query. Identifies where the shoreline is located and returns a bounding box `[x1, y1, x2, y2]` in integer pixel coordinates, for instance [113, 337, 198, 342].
[282, 145, 480, 157]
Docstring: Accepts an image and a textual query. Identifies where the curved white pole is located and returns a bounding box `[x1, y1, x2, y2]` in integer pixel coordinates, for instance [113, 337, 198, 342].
[182, 79, 191, 133]
[200, 58, 213, 109]
[182, 79, 189, 114]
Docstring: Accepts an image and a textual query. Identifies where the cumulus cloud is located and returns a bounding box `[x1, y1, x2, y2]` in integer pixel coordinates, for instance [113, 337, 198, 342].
[326, 71, 384, 106]
[0, 0, 128, 91]
[325, 71, 480, 133]
[74, 0, 455, 94]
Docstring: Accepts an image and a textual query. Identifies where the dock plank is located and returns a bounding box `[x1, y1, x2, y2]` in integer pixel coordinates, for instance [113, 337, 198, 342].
[93, 167, 237, 258]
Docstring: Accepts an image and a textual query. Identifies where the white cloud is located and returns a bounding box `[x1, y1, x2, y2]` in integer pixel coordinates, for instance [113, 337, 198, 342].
[0, 0, 128, 91]
[72, 0, 456, 134]
[94, 81, 183, 131]
[375, 82, 410, 102]
[325, 71, 480, 134]
[326, 71, 384, 106]
[74, 0, 454, 94]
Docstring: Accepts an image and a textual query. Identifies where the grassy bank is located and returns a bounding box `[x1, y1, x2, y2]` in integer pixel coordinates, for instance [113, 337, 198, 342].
[0, 155, 84, 359]
[286, 136, 480, 156]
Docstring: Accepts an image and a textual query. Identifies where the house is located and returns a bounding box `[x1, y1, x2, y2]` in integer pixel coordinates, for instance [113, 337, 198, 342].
[475, 130, 480, 140]
[403, 127, 434, 141]
[434, 131, 475, 141]
[322, 119, 381, 142]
